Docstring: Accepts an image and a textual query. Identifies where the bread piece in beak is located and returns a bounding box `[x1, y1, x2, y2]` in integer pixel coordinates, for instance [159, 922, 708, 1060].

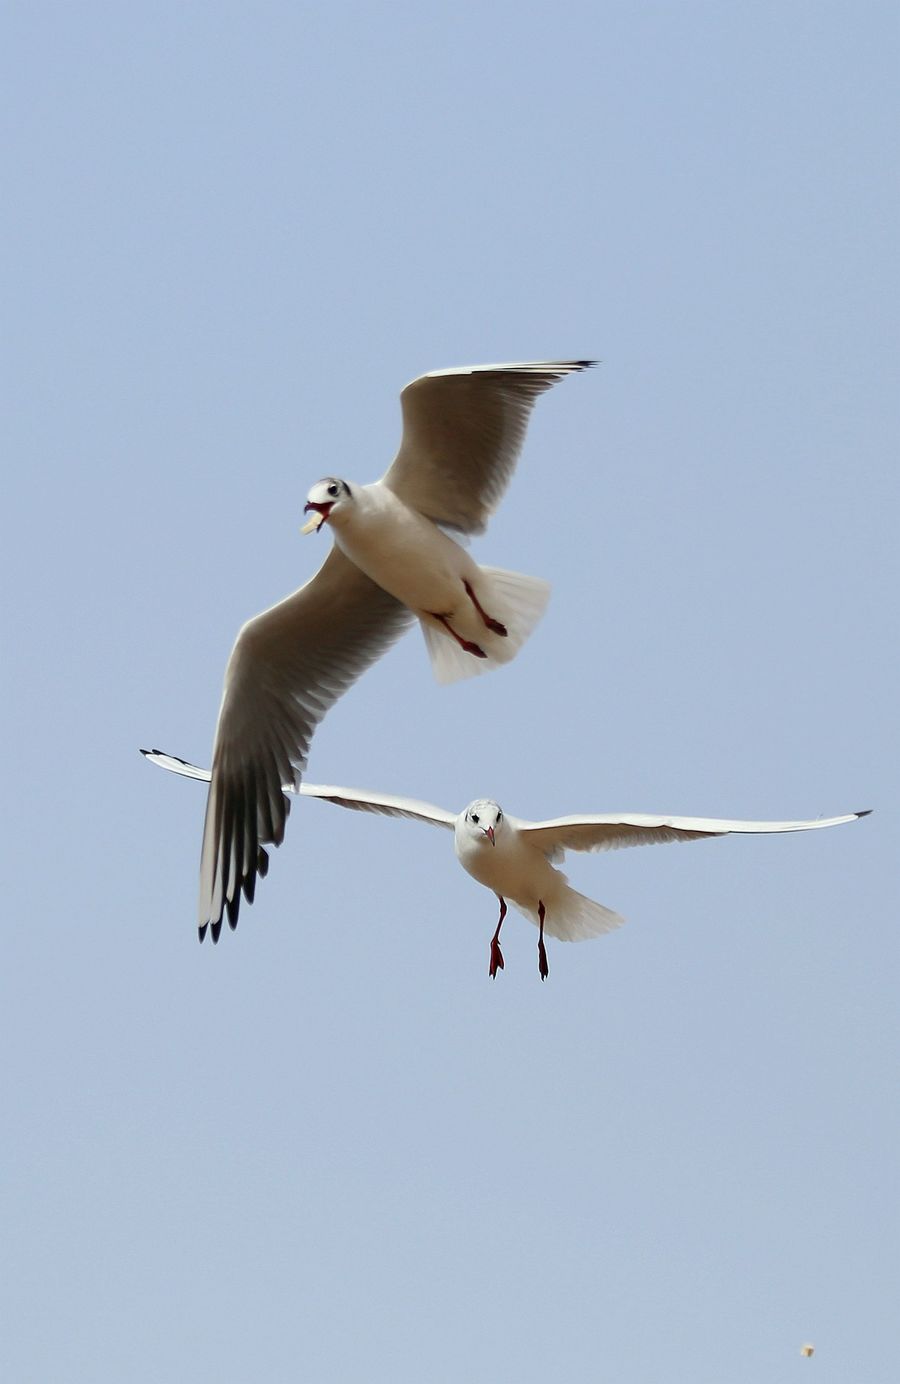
[301, 501, 332, 535]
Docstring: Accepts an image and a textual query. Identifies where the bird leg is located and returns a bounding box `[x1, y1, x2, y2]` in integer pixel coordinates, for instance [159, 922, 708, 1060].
[431, 612, 487, 658]
[463, 580, 508, 637]
[537, 900, 549, 981]
[489, 896, 507, 978]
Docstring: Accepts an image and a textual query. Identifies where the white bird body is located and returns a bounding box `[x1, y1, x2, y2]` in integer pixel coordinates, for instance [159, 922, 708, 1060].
[310, 479, 549, 677]
[324, 481, 476, 610]
[456, 808, 556, 900]
[141, 750, 869, 977]
[453, 802, 620, 942]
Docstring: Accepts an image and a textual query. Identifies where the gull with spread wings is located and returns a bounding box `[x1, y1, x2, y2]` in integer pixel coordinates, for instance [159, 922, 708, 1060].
[142, 751, 869, 977]
[158, 361, 592, 941]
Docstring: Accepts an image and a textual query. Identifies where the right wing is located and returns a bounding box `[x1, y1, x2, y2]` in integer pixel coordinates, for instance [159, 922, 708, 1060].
[195, 547, 414, 941]
[297, 783, 456, 829]
[142, 754, 455, 842]
[140, 749, 213, 781]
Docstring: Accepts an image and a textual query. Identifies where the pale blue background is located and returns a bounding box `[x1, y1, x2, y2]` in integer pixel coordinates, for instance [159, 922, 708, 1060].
[3, 3, 897, 1381]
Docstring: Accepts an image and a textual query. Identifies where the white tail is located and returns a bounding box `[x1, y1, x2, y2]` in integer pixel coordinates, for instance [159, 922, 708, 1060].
[514, 885, 625, 943]
[419, 566, 551, 685]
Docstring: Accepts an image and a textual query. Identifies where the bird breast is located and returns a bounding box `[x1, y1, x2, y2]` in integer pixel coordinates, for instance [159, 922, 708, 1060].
[455, 827, 557, 905]
[332, 485, 476, 613]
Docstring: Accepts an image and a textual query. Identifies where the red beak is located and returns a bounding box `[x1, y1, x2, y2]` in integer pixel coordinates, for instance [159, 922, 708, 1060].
[486, 826, 495, 846]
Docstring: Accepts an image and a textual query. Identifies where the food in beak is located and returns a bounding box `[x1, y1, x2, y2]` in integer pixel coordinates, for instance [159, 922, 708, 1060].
[301, 502, 332, 535]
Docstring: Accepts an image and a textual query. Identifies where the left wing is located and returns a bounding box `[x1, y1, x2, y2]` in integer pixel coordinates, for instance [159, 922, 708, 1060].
[518, 809, 871, 862]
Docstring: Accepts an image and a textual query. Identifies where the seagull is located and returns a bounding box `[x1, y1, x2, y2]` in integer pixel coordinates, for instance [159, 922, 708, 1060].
[141, 751, 869, 976]
[162, 360, 592, 941]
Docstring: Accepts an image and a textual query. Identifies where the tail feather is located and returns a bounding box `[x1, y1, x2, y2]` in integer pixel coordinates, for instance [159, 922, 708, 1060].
[420, 566, 551, 685]
[514, 885, 625, 943]
[420, 619, 486, 684]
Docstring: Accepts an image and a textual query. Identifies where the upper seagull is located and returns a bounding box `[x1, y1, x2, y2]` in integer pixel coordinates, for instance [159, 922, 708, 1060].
[143, 751, 869, 978]
[177, 360, 593, 941]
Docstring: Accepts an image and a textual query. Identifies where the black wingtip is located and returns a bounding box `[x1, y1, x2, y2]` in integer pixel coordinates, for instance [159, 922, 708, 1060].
[226, 891, 241, 931]
[855, 809, 873, 818]
[210, 919, 222, 944]
[140, 746, 191, 766]
[198, 922, 208, 943]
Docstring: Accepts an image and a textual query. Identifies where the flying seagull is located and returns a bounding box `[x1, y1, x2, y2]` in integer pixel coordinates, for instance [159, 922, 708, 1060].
[161, 360, 592, 941]
[141, 751, 869, 975]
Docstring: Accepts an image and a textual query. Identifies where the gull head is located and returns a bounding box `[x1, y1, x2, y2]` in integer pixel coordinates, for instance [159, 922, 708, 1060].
[460, 799, 505, 848]
[301, 477, 355, 534]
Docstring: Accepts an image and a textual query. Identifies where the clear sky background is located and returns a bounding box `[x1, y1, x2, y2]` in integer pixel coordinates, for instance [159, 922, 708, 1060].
[3, 3, 897, 1381]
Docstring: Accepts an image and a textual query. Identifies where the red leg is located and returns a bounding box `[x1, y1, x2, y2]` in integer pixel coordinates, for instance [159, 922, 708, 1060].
[489, 896, 507, 978]
[537, 900, 549, 981]
[463, 580, 508, 637]
[431, 612, 487, 658]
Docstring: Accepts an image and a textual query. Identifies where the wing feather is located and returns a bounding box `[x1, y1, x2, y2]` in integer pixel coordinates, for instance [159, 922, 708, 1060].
[297, 784, 455, 829]
[196, 547, 414, 939]
[381, 360, 594, 534]
[519, 810, 870, 861]
[141, 749, 455, 832]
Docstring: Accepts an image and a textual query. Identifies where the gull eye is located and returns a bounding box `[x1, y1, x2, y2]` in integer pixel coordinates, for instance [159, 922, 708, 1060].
[496, 811, 502, 822]
[327, 483, 339, 498]
[471, 813, 479, 825]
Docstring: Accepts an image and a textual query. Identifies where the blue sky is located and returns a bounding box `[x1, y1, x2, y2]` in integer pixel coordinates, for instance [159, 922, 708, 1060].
[4, 3, 897, 1381]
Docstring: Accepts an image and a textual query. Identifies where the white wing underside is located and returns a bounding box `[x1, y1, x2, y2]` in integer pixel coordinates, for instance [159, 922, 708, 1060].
[141, 751, 213, 781]
[298, 783, 455, 829]
[517, 810, 868, 863]
[141, 750, 455, 828]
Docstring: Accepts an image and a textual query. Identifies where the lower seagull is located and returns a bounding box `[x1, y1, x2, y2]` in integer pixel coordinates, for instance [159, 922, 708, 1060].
[141, 750, 870, 979]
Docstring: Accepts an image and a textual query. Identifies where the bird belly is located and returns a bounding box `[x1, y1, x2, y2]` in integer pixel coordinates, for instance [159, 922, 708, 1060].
[458, 835, 559, 909]
[460, 844, 512, 894]
[335, 508, 478, 619]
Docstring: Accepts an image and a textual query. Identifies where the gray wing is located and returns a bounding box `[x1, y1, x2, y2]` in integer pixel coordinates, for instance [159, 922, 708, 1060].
[519, 809, 870, 863]
[381, 360, 594, 535]
[141, 750, 455, 830]
[198, 547, 414, 941]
